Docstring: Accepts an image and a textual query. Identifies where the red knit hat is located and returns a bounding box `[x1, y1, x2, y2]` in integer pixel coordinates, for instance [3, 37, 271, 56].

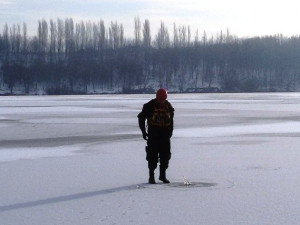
[156, 88, 167, 100]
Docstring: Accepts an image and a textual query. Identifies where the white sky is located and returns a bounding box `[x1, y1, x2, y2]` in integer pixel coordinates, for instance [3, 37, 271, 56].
[1, 0, 300, 38]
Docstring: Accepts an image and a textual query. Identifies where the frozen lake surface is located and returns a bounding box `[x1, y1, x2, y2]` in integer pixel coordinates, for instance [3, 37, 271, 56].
[1, 93, 300, 225]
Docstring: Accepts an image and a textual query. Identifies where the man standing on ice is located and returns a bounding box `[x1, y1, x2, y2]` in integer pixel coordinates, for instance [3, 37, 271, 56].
[138, 88, 174, 184]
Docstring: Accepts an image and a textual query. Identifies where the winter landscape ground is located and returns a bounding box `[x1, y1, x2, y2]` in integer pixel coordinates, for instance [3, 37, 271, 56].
[0, 93, 300, 225]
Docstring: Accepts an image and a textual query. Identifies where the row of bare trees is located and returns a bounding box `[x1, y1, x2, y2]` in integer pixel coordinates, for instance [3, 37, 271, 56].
[1, 17, 226, 56]
[1, 18, 300, 94]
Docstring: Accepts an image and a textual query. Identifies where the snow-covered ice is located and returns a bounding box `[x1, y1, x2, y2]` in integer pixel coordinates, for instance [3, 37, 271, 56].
[0, 93, 300, 225]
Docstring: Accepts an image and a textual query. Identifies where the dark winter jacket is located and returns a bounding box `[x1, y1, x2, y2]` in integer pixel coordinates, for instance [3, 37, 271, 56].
[138, 99, 174, 139]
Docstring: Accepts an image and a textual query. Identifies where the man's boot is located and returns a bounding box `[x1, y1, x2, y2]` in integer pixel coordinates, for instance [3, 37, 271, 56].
[159, 166, 170, 183]
[148, 170, 156, 184]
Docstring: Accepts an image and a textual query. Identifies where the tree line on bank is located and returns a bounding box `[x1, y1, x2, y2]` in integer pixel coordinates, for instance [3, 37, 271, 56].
[0, 17, 300, 94]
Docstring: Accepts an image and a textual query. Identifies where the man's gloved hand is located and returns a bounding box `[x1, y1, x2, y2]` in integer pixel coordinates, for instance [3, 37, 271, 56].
[142, 132, 148, 140]
[169, 130, 173, 138]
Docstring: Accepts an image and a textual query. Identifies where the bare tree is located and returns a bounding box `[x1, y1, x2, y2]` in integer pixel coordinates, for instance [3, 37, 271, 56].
[16, 24, 21, 54]
[179, 26, 186, 47]
[79, 21, 86, 50]
[173, 23, 179, 47]
[109, 21, 123, 49]
[99, 20, 106, 49]
[194, 29, 199, 46]
[42, 20, 48, 52]
[37, 19, 48, 53]
[49, 19, 57, 54]
[22, 23, 28, 53]
[2, 24, 10, 56]
[202, 31, 207, 46]
[57, 18, 64, 52]
[187, 26, 191, 46]
[120, 24, 124, 48]
[10, 25, 17, 53]
[85, 21, 93, 49]
[143, 19, 151, 48]
[92, 22, 99, 50]
[74, 23, 80, 51]
[134, 16, 141, 46]
[155, 22, 170, 48]
[65, 18, 74, 54]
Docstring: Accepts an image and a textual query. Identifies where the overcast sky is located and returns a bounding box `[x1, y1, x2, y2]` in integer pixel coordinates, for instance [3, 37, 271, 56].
[1, 0, 300, 38]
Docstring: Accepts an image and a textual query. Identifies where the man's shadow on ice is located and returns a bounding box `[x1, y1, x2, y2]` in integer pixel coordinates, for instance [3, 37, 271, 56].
[0, 184, 143, 212]
[0, 181, 220, 212]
